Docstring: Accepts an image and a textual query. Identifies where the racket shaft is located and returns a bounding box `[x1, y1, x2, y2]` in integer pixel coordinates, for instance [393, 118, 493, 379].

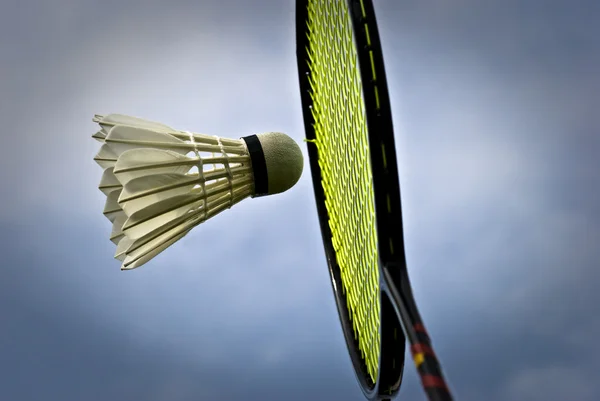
[384, 268, 453, 401]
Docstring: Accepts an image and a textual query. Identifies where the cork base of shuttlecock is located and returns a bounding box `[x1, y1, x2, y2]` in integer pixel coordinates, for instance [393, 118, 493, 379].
[243, 132, 304, 197]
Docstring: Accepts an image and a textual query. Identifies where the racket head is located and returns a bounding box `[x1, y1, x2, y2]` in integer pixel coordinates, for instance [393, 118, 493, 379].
[296, 0, 407, 398]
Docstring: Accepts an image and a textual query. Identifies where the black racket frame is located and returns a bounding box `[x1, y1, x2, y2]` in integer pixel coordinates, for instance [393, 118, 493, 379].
[296, 1, 453, 400]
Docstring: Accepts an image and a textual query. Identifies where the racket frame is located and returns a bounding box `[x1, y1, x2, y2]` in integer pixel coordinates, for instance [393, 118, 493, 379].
[296, 1, 452, 400]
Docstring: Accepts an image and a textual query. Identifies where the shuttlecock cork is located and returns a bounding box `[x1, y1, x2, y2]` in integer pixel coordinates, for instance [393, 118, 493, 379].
[92, 114, 303, 270]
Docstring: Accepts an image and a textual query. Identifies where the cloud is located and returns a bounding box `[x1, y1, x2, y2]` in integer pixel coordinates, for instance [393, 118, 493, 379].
[502, 366, 596, 401]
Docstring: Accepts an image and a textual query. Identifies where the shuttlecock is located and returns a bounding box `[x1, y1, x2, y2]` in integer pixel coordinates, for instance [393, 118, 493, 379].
[92, 114, 303, 270]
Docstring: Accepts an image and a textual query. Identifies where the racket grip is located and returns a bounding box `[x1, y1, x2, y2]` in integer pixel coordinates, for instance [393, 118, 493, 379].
[410, 328, 454, 401]
[416, 360, 453, 401]
[424, 386, 454, 401]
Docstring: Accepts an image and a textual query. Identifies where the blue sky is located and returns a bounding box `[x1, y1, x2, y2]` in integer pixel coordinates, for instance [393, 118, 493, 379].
[1, 0, 599, 400]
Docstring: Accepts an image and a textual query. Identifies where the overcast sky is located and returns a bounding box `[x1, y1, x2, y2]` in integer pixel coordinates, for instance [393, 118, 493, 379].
[1, 0, 599, 400]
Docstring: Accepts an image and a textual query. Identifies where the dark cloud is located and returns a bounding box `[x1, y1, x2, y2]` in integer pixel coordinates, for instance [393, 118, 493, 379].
[0, 216, 365, 401]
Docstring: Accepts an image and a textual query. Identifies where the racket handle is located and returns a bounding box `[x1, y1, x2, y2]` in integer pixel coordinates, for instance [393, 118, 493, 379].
[424, 386, 454, 401]
[411, 330, 454, 401]
[416, 363, 453, 401]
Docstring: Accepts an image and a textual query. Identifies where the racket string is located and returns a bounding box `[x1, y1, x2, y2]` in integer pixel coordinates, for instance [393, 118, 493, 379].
[307, 0, 381, 382]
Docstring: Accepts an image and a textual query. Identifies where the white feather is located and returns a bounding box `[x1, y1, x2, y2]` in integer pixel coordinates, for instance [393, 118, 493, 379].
[103, 190, 123, 222]
[92, 114, 256, 270]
